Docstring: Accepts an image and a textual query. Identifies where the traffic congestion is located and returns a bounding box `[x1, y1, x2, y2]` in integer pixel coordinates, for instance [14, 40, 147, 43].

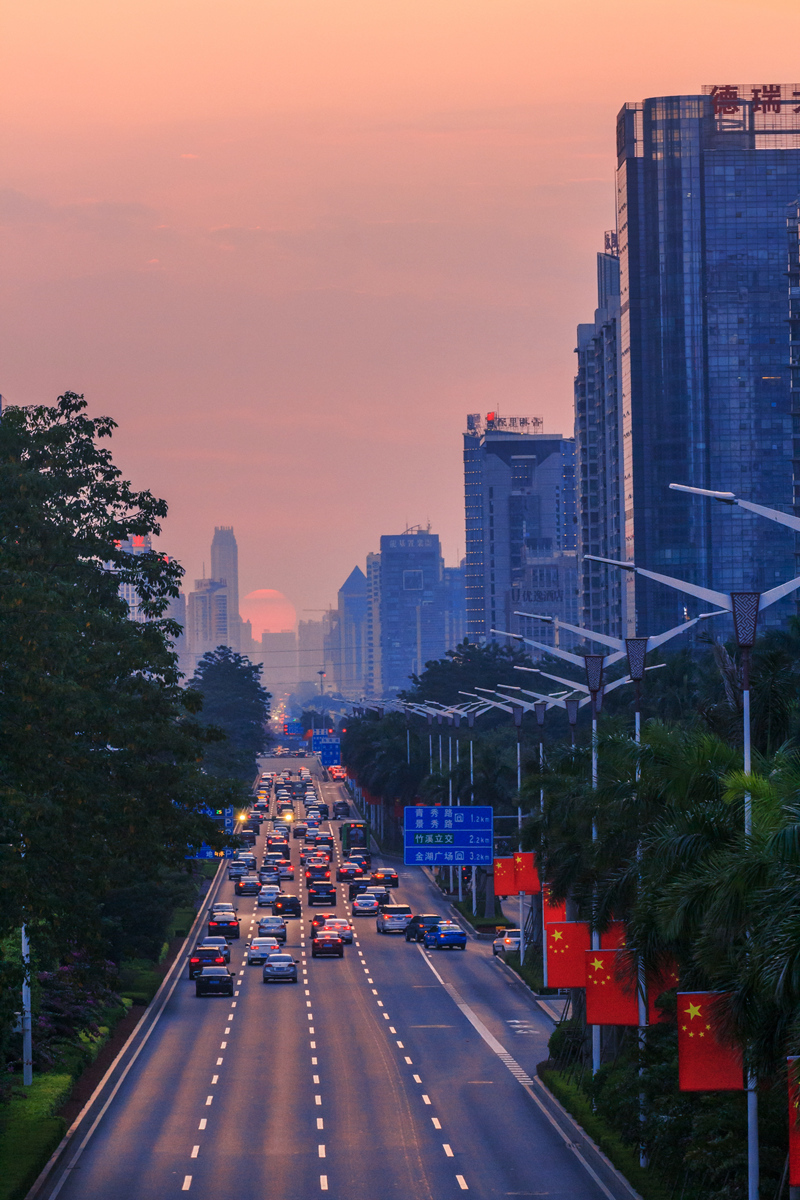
[189, 764, 469, 1002]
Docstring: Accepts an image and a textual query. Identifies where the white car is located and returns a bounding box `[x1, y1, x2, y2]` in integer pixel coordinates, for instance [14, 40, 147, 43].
[323, 918, 354, 944]
[247, 936, 280, 964]
[352, 895, 380, 916]
[376, 904, 413, 934]
[258, 885, 282, 907]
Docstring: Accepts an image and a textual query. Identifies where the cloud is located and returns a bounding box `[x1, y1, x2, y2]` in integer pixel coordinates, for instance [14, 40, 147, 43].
[0, 189, 156, 232]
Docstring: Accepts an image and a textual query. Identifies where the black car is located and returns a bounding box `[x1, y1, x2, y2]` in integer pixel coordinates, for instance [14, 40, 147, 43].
[309, 910, 337, 935]
[311, 932, 344, 958]
[188, 946, 227, 979]
[349, 881, 389, 905]
[239, 829, 257, 847]
[273, 895, 302, 918]
[236, 875, 261, 896]
[405, 914, 443, 943]
[333, 801, 350, 819]
[293, 823, 307, 839]
[371, 868, 399, 889]
[348, 879, 371, 900]
[307, 882, 337, 906]
[316, 803, 329, 819]
[207, 913, 240, 940]
[196, 966, 234, 996]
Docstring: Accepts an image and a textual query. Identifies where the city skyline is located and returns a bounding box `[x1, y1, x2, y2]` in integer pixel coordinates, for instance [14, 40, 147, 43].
[4, 1, 800, 616]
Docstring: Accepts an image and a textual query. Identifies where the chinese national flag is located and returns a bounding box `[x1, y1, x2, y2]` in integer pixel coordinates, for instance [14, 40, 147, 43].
[512, 851, 541, 894]
[647, 958, 679, 1024]
[546, 922, 591, 987]
[600, 921, 627, 949]
[677, 992, 743, 1091]
[789, 1058, 800, 1187]
[543, 886, 566, 923]
[493, 858, 516, 894]
[585, 950, 639, 1025]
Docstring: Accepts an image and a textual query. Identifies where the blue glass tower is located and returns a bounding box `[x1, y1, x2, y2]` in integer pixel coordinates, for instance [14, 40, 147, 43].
[616, 85, 800, 632]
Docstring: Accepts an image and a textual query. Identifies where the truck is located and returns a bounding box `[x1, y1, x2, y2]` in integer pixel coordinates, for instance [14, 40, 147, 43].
[341, 820, 369, 857]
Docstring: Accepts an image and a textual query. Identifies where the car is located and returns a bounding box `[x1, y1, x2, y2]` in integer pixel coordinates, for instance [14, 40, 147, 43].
[376, 904, 413, 934]
[257, 915, 287, 942]
[493, 930, 522, 958]
[263, 952, 299, 983]
[236, 874, 261, 895]
[199, 936, 231, 962]
[305, 864, 331, 884]
[239, 829, 257, 847]
[348, 879, 372, 900]
[228, 860, 248, 880]
[247, 936, 280, 964]
[258, 885, 282, 906]
[307, 882, 337, 906]
[405, 914, 443, 943]
[188, 946, 227, 978]
[293, 822, 308, 839]
[352, 894, 380, 916]
[259, 867, 280, 884]
[348, 850, 372, 870]
[311, 932, 344, 958]
[371, 868, 399, 888]
[195, 966, 234, 996]
[423, 921, 468, 951]
[315, 835, 335, 853]
[273, 895, 302, 919]
[333, 801, 350, 818]
[309, 911, 338, 936]
[315, 803, 330, 819]
[362, 886, 391, 907]
[336, 861, 364, 881]
[207, 913, 240, 939]
[209, 901, 236, 916]
[275, 859, 295, 879]
[234, 852, 257, 868]
[323, 918, 354, 944]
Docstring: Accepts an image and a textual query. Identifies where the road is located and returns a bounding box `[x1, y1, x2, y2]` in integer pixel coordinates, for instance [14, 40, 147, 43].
[50, 756, 607, 1200]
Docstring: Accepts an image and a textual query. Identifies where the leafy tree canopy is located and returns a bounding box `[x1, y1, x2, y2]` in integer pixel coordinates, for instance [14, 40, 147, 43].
[191, 647, 271, 781]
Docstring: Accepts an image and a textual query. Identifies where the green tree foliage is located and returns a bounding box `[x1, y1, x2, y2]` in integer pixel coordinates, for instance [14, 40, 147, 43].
[401, 637, 535, 708]
[0, 392, 233, 1025]
[190, 647, 271, 781]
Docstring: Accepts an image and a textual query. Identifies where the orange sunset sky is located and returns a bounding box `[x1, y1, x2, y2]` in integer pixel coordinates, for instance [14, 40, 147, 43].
[2, 0, 799, 616]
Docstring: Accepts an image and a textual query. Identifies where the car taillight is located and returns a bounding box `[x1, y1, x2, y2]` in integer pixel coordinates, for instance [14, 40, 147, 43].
[215, 957, 224, 963]
[190, 957, 200, 963]
[209, 921, 217, 926]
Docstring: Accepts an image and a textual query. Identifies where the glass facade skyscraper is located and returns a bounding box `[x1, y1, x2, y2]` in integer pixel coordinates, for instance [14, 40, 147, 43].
[616, 85, 800, 633]
[463, 415, 578, 646]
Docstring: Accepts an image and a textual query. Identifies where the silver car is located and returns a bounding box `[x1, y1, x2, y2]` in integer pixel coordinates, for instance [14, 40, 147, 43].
[376, 904, 413, 934]
[257, 915, 287, 942]
[247, 936, 280, 964]
[262, 953, 298, 983]
[258, 885, 282, 907]
[352, 895, 379, 916]
[323, 918, 354, 944]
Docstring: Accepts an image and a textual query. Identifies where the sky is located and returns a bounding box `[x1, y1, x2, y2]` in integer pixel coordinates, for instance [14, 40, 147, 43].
[2, 0, 800, 620]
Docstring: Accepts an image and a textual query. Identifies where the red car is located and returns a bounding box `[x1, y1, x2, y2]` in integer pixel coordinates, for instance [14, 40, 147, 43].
[311, 932, 344, 958]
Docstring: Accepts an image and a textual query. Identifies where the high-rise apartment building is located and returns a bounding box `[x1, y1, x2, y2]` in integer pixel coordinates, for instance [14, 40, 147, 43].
[323, 567, 368, 697]
[615, 84, 800, 633]
[378, 529, 450, 693]
[574, 236, 625, 637]
[365, 552, 382, 696]
[463, 414, 578, 647]
[210, 527, 241, 651]
[297, 618, 325, 686]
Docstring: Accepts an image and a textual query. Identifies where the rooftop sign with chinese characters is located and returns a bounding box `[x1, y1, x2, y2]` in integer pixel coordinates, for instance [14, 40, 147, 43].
[703, 84, 800, 139]
[403, 805, 493, 866]
[466, 413, 543, 436]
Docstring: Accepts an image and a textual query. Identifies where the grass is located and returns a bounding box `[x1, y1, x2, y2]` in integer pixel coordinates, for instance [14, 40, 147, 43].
[450, 897, 513, 929]
[0, 1075, 72, 1200]
[540, 1068, 672, 1200]
[117, 959, 163, 1005]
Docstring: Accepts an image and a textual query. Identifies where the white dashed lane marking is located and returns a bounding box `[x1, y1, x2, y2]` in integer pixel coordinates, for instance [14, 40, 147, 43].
[182, 1176, 192, 1191]
[190, 1146, 199, 1159]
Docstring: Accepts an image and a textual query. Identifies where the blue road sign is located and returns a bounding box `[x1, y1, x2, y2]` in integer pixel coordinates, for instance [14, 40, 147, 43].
[403, 805, 493, 866]
[312, 734, 341, 766]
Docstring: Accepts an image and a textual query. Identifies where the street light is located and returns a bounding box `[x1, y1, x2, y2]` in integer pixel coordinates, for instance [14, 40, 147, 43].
[588, 553, 800, 1200]
[669, 482, 800, 533]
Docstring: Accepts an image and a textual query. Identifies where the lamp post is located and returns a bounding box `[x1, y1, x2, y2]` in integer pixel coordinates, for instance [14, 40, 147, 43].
[590, 554, 800, 1200]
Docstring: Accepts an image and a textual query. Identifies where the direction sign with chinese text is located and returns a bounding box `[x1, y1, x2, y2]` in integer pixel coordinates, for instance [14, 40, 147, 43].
[403, 806, 493, 866]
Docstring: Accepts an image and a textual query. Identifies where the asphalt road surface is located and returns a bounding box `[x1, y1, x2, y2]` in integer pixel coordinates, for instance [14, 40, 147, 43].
[52, 756, 607, 1200]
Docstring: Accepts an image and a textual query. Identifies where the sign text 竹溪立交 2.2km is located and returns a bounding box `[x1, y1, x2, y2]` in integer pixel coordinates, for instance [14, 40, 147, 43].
[403, 806, 493, 866]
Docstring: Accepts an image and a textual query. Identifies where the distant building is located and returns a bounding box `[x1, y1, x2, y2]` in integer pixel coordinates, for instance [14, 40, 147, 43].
[323, 567, 368, 697]
[463, 414, 578, 649]
[365, 552, 382, 696]
[186, 577, 231, 668]
[116, 533, 187, 663]
[297, 618, 325, 686]
[574, 237, 625, 638]
[378, 528, 452, 693]
[259, 630, 298, 692]
[210, 527, 241, 651]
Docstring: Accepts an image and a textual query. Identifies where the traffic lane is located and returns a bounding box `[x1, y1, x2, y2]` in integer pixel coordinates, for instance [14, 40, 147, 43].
[55, 824, 271, 1198]
[348, 926, 606, 1199]
[304, 904, 450, 1199]
[385, 864, 556, 1072]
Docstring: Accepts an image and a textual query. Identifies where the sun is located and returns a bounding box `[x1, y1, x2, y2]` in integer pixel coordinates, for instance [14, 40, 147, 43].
[240, 589, 297, 638]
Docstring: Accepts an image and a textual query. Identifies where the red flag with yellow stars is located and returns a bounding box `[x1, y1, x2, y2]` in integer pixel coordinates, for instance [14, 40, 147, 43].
[677, 992, 743, 1091]
[585, 950, 639, 1025]
[493, 857, 516, 894]
[647, 958, 680, 1024]
[546, 921, 591, 987]
[542, 886, 566, 923]
[600, 921, 627, 949]
[512, 851, 541, 894]
[788, 1058, 800, 1187]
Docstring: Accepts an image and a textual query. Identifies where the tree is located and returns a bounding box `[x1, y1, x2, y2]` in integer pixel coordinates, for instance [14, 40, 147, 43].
[191, 647, 271, 781]
[0, 392, 232, 1020]
[402, 638, 535, 708]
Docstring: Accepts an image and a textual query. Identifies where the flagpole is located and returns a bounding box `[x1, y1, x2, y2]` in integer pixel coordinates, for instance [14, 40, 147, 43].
[534, 701, 547, 988]
[513, 704, 525, 967]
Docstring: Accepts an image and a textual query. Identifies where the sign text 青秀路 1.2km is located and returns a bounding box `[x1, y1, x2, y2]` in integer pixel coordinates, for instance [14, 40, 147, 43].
[403, 806, 493, 866]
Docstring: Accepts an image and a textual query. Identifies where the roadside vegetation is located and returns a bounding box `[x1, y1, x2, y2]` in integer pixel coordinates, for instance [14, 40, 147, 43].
[341, 629, 800, 1198]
